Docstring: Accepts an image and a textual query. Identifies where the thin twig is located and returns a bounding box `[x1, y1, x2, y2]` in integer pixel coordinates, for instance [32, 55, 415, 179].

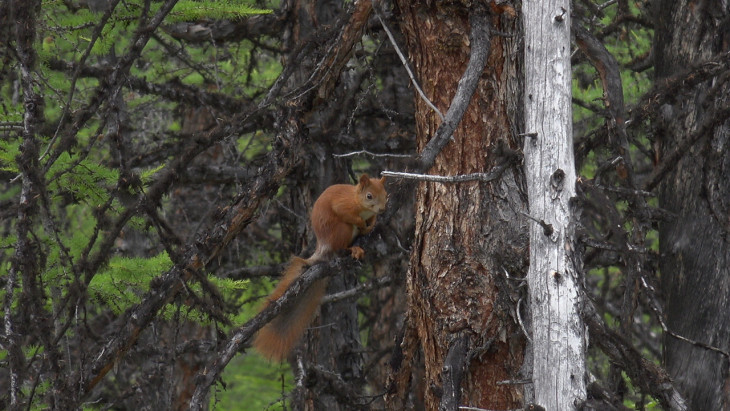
[516, 296, 531, 343]
[382, 164, 507, 183]
[40, 0, 122, 162]
[321, 275, 393, 304]
[333, 149, 414, 159]
[374, 8, 444, 122]
[643, 104, 730, 191]
[639, 276, 730, 360]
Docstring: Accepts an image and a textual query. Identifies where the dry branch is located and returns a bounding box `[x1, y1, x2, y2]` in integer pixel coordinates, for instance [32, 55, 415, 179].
[584, 301, 688, 411]
[188, 258, 356, 410]
[77, 109, 304, 404]
[45, 0, 181, 171]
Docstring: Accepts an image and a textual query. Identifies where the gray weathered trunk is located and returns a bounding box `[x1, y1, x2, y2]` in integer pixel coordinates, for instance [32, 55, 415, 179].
[523, 1, 586, 409]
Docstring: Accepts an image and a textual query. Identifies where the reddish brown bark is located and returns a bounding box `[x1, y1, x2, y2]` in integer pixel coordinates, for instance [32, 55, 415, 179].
[388, 2, 527, 409]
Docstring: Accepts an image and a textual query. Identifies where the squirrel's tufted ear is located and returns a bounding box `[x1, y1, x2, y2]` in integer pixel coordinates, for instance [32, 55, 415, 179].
[379, 175, 386, 184]
[358, 174, 371, 186]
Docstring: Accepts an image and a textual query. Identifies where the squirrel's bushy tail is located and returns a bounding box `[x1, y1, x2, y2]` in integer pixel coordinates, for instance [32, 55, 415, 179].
[253, 257, 328, 362]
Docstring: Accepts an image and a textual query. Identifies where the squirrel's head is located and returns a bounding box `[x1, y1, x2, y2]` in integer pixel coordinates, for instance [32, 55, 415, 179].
[357, 174, 387, 214]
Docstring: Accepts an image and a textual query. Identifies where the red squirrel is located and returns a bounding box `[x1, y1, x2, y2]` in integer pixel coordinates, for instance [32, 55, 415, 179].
[253, 174, 387, 361]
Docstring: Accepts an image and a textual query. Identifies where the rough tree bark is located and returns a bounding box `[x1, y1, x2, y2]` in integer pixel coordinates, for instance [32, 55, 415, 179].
[654, 1, 730, 409]
[386, 2, 528, 409]
[523, 0, 586, 409]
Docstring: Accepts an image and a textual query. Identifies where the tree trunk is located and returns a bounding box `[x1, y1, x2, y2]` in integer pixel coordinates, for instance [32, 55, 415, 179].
[388, 2, 527, 409]
[523, 1, 586, 409]
[654, 1, 730, 410]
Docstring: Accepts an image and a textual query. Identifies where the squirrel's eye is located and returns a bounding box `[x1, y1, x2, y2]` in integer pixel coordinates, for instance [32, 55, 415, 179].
[367, 193, 373, 200]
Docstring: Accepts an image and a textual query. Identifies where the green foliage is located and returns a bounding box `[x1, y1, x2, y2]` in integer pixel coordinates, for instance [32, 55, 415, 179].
[140, 163, 166, 184]
[1, 0, 293, 408]
[211, 354, 292, 410]
[0, 138, 20, 173]
[0, 234, 16, 250]
[90, 252, 173, 313]
[162, 276, 254, 324]
[46, 151, 120, 207]
[22, 380, 51, 408]
[573, 1, 653, 123]
[167, 0, 271, 23]
[28, 0, 277, 131]
[37, 203, 98, 289]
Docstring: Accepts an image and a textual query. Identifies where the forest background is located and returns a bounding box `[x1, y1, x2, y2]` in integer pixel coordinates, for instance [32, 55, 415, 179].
[1, 0, 729, 410]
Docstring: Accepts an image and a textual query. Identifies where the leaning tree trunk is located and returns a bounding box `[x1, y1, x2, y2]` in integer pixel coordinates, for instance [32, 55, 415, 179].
[386, 2, 527, 409]
[654, 1, 730, 409]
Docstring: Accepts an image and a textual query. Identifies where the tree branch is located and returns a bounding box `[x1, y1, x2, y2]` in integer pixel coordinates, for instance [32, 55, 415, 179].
[643, 104, 730, 191]
[321, 275, 393, 304]
[417, 9, 491, 171]
[310, 0, 373, 103]
[41, 0, 122, 162]
[374, 6, 444, 122]
[163, 12, 284, 43]
[188, 257, 356, 410]
[45, 58, 263, 118]
[574, 22, 626, 127]
[382, 165, 509, 184]
[584, 301, 688, 411]
[44, 0, 180, 172]
[76, 107, 304, 404]
[631, 50, 730, 126]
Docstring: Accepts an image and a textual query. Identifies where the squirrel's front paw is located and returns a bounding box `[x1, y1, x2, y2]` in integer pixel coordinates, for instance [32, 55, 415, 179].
[349, 246, 365, 260]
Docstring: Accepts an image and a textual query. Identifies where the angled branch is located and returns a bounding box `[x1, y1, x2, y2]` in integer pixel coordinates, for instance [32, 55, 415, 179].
[638, 276, 730, 361]
[573, 22, 626, 127]
[584, 301, 688, 411]
[310, 0, 373, 103]
[163, 12, 284, 43]
[45, 0, 180, 171]
[45, 58, 262, 118]
[375, 7, 444, 122]
[418, 9, 491, 171]
[573, 20, 652, 353]
[643, 104, 730, 191]
[631, 50, 730, 126]
[188, 258, 355, 410]
[76, 108, 304, 404]
[41, 0, 122, 161]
